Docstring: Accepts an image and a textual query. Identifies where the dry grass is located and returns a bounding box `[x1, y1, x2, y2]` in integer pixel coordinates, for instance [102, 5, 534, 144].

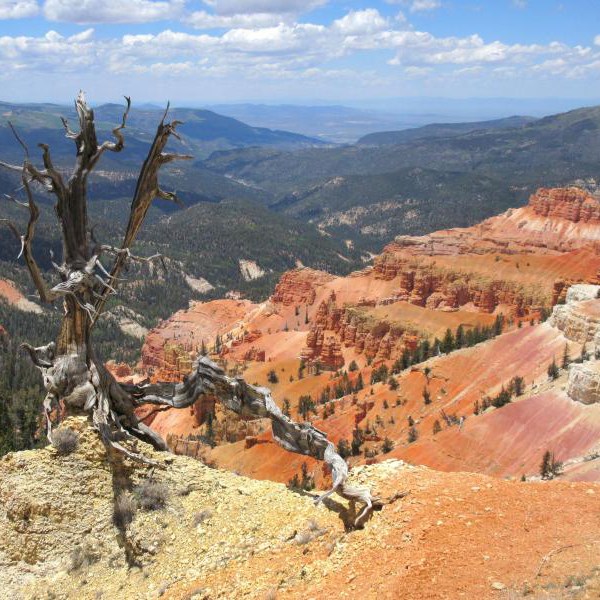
[52, 428, 79, 456]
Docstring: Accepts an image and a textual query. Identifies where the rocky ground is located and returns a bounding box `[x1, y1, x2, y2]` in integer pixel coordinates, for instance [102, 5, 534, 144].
[1, 418, 598, 599]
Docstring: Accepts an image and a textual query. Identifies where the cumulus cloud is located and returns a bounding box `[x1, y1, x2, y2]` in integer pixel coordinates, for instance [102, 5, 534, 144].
[387, 0, 441, 13]
[43, 0, 184, 24]
[202, 0, 328, 16]
[0, 0, 38, 19]
[333, 9, 389, 36]
[188, 0, 328, 30]
[186, 10, 283, 29]
[0, 5, 598, 96]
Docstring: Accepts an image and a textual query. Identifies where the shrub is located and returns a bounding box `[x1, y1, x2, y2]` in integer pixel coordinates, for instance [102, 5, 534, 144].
[407, 426, 419, 444]
[69, 541, 100, 572]
[540, 450, 562, 479]
[113, 493, 137, 529]
[382, 437, 394, 454]
[135, 480, 169, 511]
[547, 358, 559, 380]
[193, 509, 213, 526]
[337, 438, 351, 459]
[52, 428, 79, 456]
[267, 369, 279, 384]
[422, 387, 431, 405]
[432, 420, 442, 435]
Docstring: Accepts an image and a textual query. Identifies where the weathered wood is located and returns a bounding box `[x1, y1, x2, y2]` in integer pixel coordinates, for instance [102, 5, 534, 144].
[1, 93, 375, 527]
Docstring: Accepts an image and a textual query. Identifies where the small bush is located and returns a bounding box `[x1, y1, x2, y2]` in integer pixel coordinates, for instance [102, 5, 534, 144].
[135, 480, 169, 511]
[193, 509, 213, 526]
[69, 541, 100, 571]
[52, 427, 79, 455]
[113, 493, 137, 529]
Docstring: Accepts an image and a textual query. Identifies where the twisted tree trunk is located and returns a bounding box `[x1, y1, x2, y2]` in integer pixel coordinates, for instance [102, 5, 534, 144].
[1, 94, 375, 526]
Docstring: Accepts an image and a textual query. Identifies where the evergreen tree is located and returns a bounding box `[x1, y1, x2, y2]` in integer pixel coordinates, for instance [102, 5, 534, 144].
[337, 438, 351, 459]
[455, 325, 465, 349]
[422, 387, 431, 405]
[440, 328, 455, 354]
[562, 344, 570, 369]
[348, 359, 358, 372]
[547, 357, 560, 380]
[432, 419, 442, 435]
[407, 426, 419, 444]
[540, 450, 563, 479]
[382, 437, 394, 454]
[355, 372, 364, 391]
[493, 314, 505, 336]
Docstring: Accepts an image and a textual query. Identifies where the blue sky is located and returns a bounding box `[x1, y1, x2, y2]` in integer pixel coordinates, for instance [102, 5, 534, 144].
[0, 1, 599, 105]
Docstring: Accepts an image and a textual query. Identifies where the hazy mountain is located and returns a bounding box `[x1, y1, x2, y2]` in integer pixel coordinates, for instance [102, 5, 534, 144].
[357, 115, 536, 145]
[203, 105, 600, 247]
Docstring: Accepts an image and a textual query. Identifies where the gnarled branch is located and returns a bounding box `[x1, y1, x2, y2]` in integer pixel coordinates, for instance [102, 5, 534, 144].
[128, 357, 377, 526]
[91, 110, 191, 324]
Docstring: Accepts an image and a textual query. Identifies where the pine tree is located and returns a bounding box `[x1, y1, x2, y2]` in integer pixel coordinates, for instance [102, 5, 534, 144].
[440, 328, 455, 354]
[562, 344, 570, 369]
[282, 398, 291, 418]
[337, 438, 351, 459]
[407, 426, 418, 444]
[355, 372, 364, 391]
[382, 437, 394, 454]
[432, 419, 442, 435]
[540, 450, 562, 479]
[422, 387, 431, 405]
[547, 357, 559, 380]
[455, 325, 465, 349]
[494, 314, 504, 336]
[348, 359, 358, 372]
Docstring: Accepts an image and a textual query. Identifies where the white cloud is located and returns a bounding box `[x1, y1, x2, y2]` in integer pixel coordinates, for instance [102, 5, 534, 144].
[387, 0, 441, 13]
[409, 0, 442, 12]
[333, 9, 388, 36]
[203, 0, 327, 16]
[0, 0, 38, 19]
[186, 10, 283, 29]
[0, 6, 598, 98]
[43, 0, 184, 24]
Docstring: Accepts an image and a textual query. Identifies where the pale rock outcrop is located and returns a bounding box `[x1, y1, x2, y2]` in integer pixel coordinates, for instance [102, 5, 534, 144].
[239, 259, 266, 281]
[568, 360, 600, 405]
[550, 302, 600, 344]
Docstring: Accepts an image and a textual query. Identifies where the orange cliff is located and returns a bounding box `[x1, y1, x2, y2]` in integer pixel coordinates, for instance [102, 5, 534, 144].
[136, 186, 600, 484]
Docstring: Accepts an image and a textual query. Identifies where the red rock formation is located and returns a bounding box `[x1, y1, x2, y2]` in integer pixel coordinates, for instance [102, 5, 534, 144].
[530, 187, 600, 223]
[320, 336, 344, 370]
[271, 268, 334, 306]
[243, 347, 266, 362]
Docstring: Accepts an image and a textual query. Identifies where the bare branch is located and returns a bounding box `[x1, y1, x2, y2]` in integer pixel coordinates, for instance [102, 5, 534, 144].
[7, 121, 30, 158]
[129, 357, 377, 526]
[60, 116, 79, 140]
[87, 96, 131, 171]
[19, 176, 60, 303]
[91, 110, 188, 325]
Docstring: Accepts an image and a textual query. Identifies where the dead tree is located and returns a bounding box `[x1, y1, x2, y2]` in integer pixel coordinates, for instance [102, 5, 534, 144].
[1, 93, 374, 525]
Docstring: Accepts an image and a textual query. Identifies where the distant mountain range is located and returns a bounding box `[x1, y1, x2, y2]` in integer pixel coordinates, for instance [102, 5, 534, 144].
[356, 115, 536, 145]
[203, 104, 600, 248]
[1, 100, 599, 323]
